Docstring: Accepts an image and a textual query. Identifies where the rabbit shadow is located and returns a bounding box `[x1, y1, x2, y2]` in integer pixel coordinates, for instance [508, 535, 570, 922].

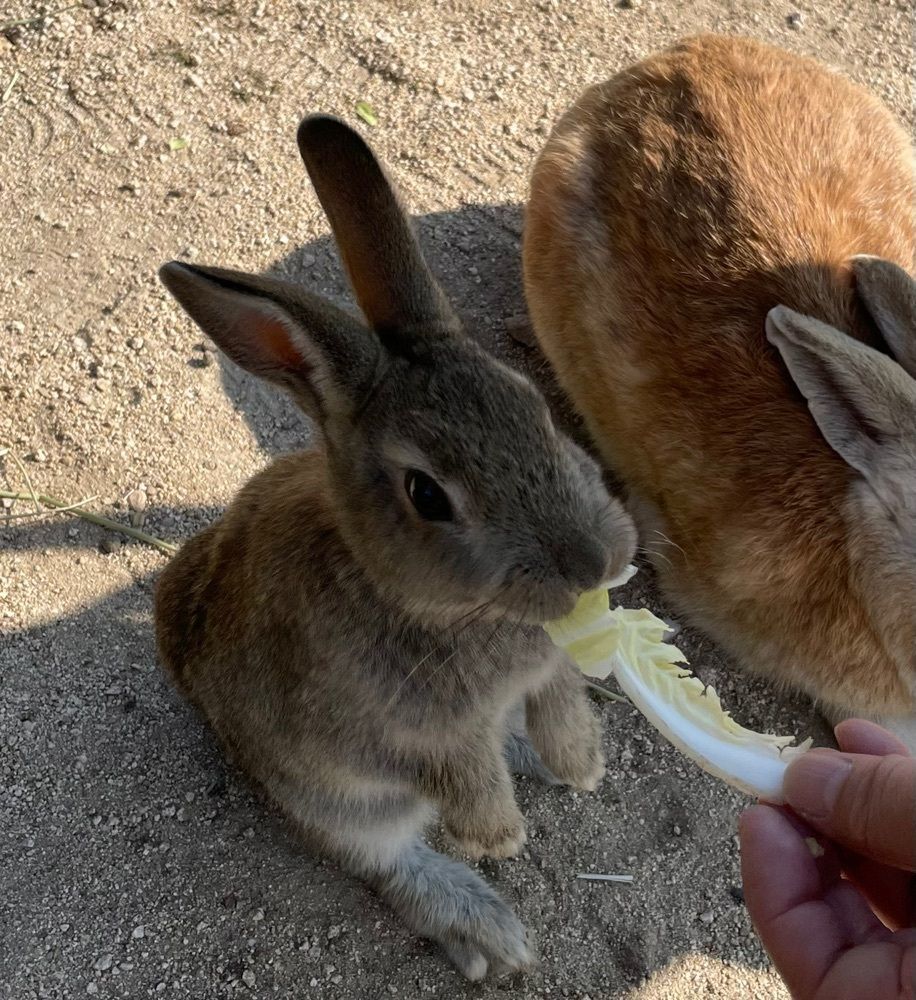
[1, 506, 382, 993]
[1, 203, 819, 995]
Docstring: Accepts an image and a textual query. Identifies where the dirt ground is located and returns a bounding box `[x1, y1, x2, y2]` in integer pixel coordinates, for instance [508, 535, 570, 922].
[0, 1, 912, 998]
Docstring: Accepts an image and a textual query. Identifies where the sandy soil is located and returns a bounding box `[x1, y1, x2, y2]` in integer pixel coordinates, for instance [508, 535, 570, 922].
[1, 1, 912, 998]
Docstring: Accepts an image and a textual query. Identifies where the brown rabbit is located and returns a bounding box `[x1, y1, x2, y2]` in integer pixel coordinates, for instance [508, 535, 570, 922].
[523, 35, 916, 742]
[155, 115, 636, 979]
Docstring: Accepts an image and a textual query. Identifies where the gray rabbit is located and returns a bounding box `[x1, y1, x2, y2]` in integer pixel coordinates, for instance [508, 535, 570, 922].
[155, 115, 637, 979]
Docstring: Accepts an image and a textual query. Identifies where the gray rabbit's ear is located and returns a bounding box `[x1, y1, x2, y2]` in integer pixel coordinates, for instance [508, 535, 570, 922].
[766, 304, 916, 483]
[296, 114, 459, 341]
[852, 255, 916, 378]
[159, 262, 382, 422]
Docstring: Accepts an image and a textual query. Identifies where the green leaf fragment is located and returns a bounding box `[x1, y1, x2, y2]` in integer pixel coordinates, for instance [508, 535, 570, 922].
[355, 101, 378, 126]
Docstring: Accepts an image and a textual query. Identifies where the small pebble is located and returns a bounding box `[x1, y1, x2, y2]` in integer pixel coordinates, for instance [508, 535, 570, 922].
[787, 11, 803, 29]
[9, 320, 25, 333]
[699, 909, 715, 924]
[99, 535, 121, 555]
[126, 489, 147, 512]
[504, 313, 536, 346]
[242, 969, 256, 988]
[132, 925, 145, 939]
[94, 954, 113, 972]
[86, 984, 98, 996]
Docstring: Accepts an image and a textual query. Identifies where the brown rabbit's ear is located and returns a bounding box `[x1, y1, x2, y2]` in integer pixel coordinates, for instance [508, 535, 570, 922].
[159, 261, 381, 421]
[296, 114, 459, 340]
[852, 255, 916, 378]
[766, 305, 916, 482]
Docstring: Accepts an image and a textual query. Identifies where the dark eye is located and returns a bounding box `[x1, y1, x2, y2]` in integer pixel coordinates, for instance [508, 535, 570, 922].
[405, 469, 453, 522]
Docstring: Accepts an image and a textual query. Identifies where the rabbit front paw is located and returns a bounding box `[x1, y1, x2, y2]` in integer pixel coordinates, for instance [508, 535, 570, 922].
[564, 754, 606, 793]
[541, 716, 606, 792]
[527, 671, 607, 793]
[448, 813, 527, 861]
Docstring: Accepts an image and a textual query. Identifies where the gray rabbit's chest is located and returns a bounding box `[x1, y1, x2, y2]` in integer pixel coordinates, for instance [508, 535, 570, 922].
[343, 613, 552, 709]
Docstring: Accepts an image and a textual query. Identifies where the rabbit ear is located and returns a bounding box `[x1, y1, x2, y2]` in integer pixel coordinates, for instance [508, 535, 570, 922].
[296, 114, 459, 340]
[766, 305, 916, 482]
[159, 261, 382, 421]
[852, 256, 916, 378]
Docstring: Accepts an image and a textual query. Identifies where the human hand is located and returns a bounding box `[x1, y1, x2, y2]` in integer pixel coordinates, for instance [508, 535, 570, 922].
[739, 719, 916, 999]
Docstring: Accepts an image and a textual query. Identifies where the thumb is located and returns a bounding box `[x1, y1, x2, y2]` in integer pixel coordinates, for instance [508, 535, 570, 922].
[783, 748, 916, 871]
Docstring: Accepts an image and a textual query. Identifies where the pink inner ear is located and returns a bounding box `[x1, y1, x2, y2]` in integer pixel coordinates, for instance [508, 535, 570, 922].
[258, 314, 305, 369]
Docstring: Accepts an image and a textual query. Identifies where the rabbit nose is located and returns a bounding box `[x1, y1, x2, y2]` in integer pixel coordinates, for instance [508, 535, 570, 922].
[552, 532, 609, 591]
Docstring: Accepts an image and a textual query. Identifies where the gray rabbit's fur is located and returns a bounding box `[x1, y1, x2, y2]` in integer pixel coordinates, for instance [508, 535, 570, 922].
[155, 115, 636, 979]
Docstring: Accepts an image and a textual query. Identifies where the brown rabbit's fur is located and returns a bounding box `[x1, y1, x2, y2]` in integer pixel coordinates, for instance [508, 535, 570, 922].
[524, 36, 916, 730]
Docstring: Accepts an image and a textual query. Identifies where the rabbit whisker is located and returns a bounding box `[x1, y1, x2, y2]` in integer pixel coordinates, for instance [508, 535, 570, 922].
[650, 528, 686, 558]
[638, 544, 673, 570]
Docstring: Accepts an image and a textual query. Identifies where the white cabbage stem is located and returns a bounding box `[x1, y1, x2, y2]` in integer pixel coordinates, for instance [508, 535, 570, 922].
[545, 568, 811, 803]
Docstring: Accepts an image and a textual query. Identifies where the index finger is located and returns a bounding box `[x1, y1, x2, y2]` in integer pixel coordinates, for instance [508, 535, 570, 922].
[835, 719, 911, 758]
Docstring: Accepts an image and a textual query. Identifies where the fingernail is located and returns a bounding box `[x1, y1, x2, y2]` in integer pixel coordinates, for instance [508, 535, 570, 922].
[784, 750, 852, 821]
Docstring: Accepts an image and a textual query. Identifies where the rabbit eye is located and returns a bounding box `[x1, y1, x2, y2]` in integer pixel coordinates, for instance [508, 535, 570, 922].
[405, 470, 453, 522]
